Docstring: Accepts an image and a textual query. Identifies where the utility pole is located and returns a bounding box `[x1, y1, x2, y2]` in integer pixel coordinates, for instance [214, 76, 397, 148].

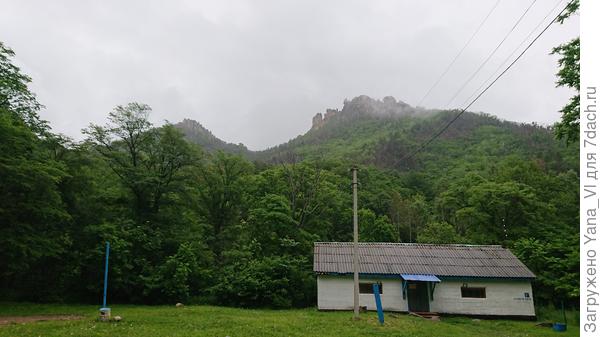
[351, 166, 359, 319]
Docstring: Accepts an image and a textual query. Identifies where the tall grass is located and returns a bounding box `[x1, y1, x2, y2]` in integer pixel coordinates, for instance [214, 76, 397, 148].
[536, 305, 579, 324]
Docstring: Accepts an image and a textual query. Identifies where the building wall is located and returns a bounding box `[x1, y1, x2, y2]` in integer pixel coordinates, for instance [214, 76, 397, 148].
[431, 279, 535, 317]
[317, 275, 535, 317]
[317, 275, 407, 311]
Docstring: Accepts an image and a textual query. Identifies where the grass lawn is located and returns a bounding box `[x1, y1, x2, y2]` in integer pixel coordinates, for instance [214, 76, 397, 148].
[0, 303, 579, 337]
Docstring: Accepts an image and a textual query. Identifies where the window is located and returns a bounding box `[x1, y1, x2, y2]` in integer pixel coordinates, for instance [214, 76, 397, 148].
[524, 292, 530, 298]
[359, 282, 383, 294]
[461, 287, 486, 298]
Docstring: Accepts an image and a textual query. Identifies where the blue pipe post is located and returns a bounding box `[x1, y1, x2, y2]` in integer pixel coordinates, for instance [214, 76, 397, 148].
[102, 242, 110, 308]
[373, 283, 384, 325]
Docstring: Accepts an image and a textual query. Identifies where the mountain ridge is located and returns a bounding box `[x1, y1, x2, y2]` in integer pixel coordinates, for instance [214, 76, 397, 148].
[174, 95, 433, 156]
[174, 95, 575, 171]
[174, 118, 250, 155]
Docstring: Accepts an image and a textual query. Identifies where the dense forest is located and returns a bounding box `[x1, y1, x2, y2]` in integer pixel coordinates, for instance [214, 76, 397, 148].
[0, 40, 578, 310]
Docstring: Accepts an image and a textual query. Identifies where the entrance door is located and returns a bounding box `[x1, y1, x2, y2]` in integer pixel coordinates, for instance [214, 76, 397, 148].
[407, 281, 430, 312]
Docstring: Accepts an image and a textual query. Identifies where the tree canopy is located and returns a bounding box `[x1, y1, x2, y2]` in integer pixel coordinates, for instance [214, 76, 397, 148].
[553, 0, 580, 144]
[0, 41, 579, 308]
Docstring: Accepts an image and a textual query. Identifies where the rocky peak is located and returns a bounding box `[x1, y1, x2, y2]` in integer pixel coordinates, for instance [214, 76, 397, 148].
[311, 95, 415, 130]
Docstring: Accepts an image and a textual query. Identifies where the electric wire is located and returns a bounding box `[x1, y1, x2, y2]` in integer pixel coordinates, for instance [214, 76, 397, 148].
[397, 0, 574, 164]
[416, 0, 501, 107]
[443, 0, 538, 108]
[459, 0, 566, 108]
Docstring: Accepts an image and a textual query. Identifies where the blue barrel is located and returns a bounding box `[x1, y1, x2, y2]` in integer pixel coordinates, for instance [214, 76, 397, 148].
[552, 323, 567, 332]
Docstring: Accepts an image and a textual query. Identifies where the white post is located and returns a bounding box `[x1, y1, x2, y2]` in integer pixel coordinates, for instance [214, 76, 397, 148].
[351, 167, 359, 319]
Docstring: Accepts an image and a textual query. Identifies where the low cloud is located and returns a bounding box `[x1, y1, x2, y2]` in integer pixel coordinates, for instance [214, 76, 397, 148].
[1, 0, 579, 150]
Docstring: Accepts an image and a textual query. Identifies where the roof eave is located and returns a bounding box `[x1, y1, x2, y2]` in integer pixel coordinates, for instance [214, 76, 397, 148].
[315, 271, 536, 280]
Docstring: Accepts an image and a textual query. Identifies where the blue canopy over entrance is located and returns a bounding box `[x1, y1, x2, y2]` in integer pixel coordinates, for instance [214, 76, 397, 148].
[401, 274, 441, 282]
[401, 274, 441, 309]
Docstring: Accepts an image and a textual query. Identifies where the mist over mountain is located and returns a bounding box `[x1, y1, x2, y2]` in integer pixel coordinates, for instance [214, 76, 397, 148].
[176, 95, 432, 158]
[176, 95, 574, 173]
[310, 95, 429, 131]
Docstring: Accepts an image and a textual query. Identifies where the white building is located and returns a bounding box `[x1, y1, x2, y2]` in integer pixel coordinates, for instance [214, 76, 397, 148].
[314, 242, 536, 319]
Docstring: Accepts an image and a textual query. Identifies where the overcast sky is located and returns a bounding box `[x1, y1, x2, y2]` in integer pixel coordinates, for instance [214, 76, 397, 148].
[1, 0, 579, 150]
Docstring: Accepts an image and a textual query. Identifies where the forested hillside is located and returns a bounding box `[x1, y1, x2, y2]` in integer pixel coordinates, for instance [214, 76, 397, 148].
[174, 119, 251, 157]
[0, 41, 578, 309]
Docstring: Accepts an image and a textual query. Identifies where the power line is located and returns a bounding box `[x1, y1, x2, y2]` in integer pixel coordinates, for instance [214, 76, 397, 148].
[443, 0, 538, 108]
[397, 0, 574, 164]
[459, 0, 566, 108]
[416, 0, 501, 107]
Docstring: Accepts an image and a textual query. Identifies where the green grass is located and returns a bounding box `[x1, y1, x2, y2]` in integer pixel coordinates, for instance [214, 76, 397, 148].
[0, 303, 579, 337]
[536, 306, 579, 325]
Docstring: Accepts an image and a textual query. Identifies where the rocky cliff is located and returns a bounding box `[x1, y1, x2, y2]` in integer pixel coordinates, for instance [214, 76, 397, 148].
[311, 95, 420, 130]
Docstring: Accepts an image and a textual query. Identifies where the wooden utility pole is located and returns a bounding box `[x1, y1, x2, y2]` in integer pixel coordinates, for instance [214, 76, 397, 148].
[351, 166, 359, 319]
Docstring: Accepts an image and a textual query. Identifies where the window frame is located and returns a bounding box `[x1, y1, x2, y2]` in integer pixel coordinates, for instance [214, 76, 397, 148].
[460, 286, 486, 298]
[359, 282, 383, 294]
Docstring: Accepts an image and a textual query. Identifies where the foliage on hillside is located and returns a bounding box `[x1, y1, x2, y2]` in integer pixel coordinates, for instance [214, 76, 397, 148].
[0, 42, 579, 309]
[174, 119, 251, 157]
[552, 0, 580, 144]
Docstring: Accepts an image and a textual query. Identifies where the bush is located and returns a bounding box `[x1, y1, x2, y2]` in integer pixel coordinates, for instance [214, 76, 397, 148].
[211, 255, 314, 308]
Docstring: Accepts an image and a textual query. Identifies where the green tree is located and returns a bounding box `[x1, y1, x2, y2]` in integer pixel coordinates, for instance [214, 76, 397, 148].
[279, 160, 324, 228]
[0, 42, 46, 133]
[359, 209, 396, 242]
[212, 254, 313, 308]
[148, 242, 213, 303]
[436, 177, 547, 245]
[417, 221, 462, 244]
[553, 1, 580, 144]
[196, 151, 252, 257]
[0, 38, 582, 307]
[84, 104, 195, 220]
[389, 192, 428, 242]
[0, 42, 70, 300]
[512, 236, 579, 304]
[247, 194, 300, 257]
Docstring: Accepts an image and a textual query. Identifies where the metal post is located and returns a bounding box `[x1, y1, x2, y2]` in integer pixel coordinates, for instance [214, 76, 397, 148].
[351, 167, 359, 319]
[373, 283, 384, 325]
[102, 242, 110, 308]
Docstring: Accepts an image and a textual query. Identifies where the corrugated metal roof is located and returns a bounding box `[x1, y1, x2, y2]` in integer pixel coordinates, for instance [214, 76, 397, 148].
[313, 242, 535, 279]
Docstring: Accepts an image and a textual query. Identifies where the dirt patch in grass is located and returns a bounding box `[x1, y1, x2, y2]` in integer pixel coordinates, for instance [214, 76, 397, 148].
[0, 315, 83, 325]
